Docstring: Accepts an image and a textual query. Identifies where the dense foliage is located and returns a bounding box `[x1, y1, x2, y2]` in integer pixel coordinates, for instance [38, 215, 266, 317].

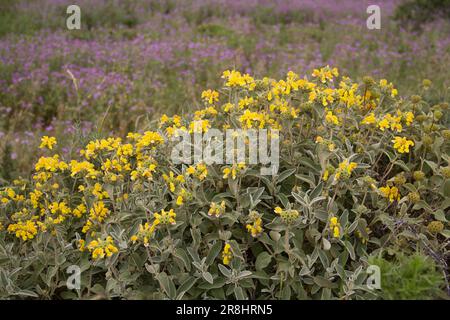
[0, 68, 448, 299]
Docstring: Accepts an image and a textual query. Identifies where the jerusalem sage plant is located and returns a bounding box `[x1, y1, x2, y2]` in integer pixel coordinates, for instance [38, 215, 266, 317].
[0, 67, 448, 299]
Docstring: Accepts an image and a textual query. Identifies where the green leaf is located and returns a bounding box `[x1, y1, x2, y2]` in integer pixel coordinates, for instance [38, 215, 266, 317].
[202, 271, 214, 284]
[432, 209, 447, 222]
[440, 230, 450, 238]
[234, 286, 246, 300]
[322, 238, 331, 251]
[177, 277, 197, 300]
[442, 179, 450, 198]
[344, 240, 356, 260]
[156, 272, 176, 299]
[205, 241, 222, 266]
[313, 276, 337, 288]
[255, 252, 272, 271]
[174, 248, 191, 271]
[16, 290, 39, 298]
[277, 168, 296, 183]
[218, 264, 231, 278]
[310, 182, 324, 199]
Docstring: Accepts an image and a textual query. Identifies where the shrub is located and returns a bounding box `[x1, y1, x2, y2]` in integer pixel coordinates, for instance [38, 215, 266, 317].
[394, 0, 450, 27]
[0, 67, 448, 299]
[369, 253, 445, 299]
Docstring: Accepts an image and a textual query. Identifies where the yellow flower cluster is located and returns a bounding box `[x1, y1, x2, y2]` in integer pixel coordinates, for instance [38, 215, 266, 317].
[201, 89, 219, 104]
[246, 211, 263, 237]
[1, 187, 25, 203]
[186, 162, 208, 181]
[82, 201, 110, 234]
[1, 67, 428, 265]
[223, 163, 246, 180]
[274, 206, 300, 224]
[131, 209, 177, 246]
[329, 216, 341, 238]
[208, 201, 226, 217]
[222, 243, 232, 265]
[154, 208, 177, 226]
[379, 185, 401, 202]
[131, 222, 155, 246]
[7, 220, 38, 241]
[39, 136, 57, 150]
[86, 236, 119, 259]
[335, 160, 358, 180]
[222, 70, 255, 90]
[392, 136, 415, 154]
[312, 65, 339, 83]
[163, 171, 190, 205]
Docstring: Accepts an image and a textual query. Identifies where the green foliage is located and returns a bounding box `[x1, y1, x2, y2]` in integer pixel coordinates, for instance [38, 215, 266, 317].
[369, 253, 445, 299]
[0, 69, 449, 300]
[394, 0, 450, 27]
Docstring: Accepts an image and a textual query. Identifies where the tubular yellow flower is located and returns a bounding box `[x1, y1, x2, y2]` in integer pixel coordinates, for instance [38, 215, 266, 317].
[222, 243, 232, 265]
[392, 136, 414, 153]
[39, 136, 57, 150]
[208, 201, 226, 217]
[329, 216, 341, 238]
[154, 209, 176, 226]
[379, 185, 400, 202]
[325, 111, 339, 125]
[274, 206, 299, 224]
[361, 113, 376, 125]
[246, 211, 263, 237]
[201, 89, 219, 104]
[312, 65, 339, 83]
[87, 236, 118, 259]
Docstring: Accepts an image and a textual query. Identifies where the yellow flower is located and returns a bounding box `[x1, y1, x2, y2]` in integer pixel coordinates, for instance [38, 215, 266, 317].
[274, 206, 299, 224]
[329, 216, 341, 238]
[323, 169, 330, 181]
[208, 201, 226, 217]
[185, 162, 208, 181]
[361, 113, 376, 125]
[39, 136, 57, 150]
[379, 185, 400, 202]
[131, 222, 156, 246]
[222, 163, 246, 180]
[325, 111, 339, 125]
[91, 201, 110, 221]
[35, 155, 68, 172]
[135, 131, 164, 152]
[7, 220, 38, 241]
[246, 211, 263, 237]
[392, 136, 414, 153]
[222, 70, 255, 90]
[201, 89, 219, 104]
[377, 118, 390, 131]
[312, 65, 339, 83]
[404, 111, 414, 126]
[154, 209, 176, 226]
[222, 243, 233, 265]
[334, 160, 357, 180]
[91, 183, 109, 199]
[87, 236, 118, 259]
[189, 119, 211, 133]
[78, 239, 86, 251]
[72, 203, 87, 218]
[238, 96, 254, 109]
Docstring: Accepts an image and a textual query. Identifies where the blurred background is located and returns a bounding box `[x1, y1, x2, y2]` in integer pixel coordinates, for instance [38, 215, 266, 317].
[0, 0, 449, 179]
